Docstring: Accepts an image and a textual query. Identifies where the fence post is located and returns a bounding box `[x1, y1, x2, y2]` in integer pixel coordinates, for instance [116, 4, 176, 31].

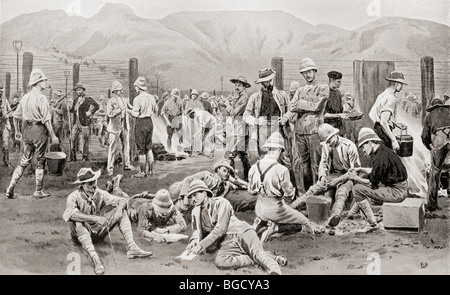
[22, 52, 33, 94]
[271, 57, 284, 90]
[129, 58, 139, 161]
[421, 56, 434, 122]
[5, 73, 11, 99]
[108, 89, 111, 99]
[73, 63, 80, 89]
[352, 60, 395, 165]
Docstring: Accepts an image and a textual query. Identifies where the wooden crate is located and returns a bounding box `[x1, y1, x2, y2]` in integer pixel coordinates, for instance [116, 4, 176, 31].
[382, 198, 425, 233]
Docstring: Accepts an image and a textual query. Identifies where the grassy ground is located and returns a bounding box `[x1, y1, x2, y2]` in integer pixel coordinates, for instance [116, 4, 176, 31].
[0, 138, 449, 275]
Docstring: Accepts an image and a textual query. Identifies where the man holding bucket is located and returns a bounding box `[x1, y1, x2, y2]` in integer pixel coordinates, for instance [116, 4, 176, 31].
[5, 69, 59, 199]
[369, 71, 407, 151]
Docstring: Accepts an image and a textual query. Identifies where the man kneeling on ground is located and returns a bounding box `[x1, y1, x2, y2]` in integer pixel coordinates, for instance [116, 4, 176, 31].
[185, 180, 287, 275]
[63, 168, 153, 275]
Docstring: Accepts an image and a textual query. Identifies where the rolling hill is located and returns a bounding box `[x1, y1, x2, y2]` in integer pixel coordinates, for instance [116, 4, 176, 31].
[1, 3, 448, 91]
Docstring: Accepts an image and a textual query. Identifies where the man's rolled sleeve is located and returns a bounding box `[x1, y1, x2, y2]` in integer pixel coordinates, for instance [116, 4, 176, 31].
[199, 201, 231, 250]
[63, 193, 80, 222]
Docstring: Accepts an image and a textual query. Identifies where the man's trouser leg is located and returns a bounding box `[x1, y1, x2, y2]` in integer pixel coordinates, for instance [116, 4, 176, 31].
[34, 136, 49, 196]
[329, 179, 353, 226]
[1, 124, 11, 167]
[215, 231, 282, 274]
[120, 129, 132, 168]
[70, 124, 81, 161]
[5, 142, 34, 198]
[292, 134, 309, 194]
[256, 196, 309, 225]
[81, 126, 91, 160]
[167, 125, 174, 150]
[309, 134, 322, 186]
[428, 143, 450, 211]
[107, 132, 120, 173]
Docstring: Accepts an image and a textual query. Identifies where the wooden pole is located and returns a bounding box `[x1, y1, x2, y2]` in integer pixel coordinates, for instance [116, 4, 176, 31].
[129, 58, 138, 105]
[5, 73, 11, 99]
[129, 58, 139, 161]
[421, 56, 434, 122]
[22, 52, 33, 94]
[271, 57, 284, 90]
[108, 89, 111, 99]
[73, 63, 80, 89]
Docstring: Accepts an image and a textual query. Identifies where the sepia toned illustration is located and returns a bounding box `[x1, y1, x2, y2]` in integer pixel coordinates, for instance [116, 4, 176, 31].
[0, 0, 449, 276]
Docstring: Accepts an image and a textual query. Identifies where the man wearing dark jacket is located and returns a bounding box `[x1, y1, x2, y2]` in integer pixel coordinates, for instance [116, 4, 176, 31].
[421, 98, 450, 211]
[69, 84, 99, 161]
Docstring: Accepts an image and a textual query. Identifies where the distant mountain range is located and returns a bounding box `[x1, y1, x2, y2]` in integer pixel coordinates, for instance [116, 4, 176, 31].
[1, 3, 449, 90]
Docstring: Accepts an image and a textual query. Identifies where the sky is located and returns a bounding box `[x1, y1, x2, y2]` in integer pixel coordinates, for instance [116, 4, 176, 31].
[0, 0, 448, 30]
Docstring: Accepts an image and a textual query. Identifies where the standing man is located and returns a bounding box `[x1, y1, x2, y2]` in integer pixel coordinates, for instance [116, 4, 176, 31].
[63, 168, 153, 275]
[185, 89, 204, 111]
[0, 83, 13, 167]
[97, 95, 109, 148]
[5, 69, 59, 199]
[184, 89, 204, 155]
[185, 107, 216, 158]
[161, 88, 184, 151]
[421, 98, 450, 211]
[127, 77, 157, 178]
[49, 90, 67, 142]
[243, 68, 293, 159]
[290, 58, 330, 194]
[349, 128, 407, 233]
[200, 92, 213, 114]
[248, 132, 318, 243]
[69, 84, 99, 162]
[323, 71, 349, 132]
[106, 81, 134, 176]
[185, 179, 287, 275]
[227, 76, 252, 180]
[369, 71, 407, 151]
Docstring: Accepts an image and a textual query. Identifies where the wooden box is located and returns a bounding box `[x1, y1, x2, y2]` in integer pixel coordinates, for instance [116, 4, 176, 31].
[382, 198, 425, 232]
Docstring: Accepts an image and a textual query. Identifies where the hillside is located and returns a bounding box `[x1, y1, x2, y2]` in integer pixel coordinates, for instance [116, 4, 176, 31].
[1, 3, 449, 91]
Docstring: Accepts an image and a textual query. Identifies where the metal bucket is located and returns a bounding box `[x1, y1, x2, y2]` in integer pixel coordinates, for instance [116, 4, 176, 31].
[306, 196, 331, 226]
[396, 128, 413, 157]
[46, 143, 67, 176]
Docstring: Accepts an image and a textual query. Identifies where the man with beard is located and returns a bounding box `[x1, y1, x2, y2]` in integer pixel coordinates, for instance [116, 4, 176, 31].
[69, 84, 99, 162]
[226, 76, 252, 180]
[5, 69, 59, 199]
[323, 71, 349, 132]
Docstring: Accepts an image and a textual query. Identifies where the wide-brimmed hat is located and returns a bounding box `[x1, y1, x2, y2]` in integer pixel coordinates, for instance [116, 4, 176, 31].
[187, 179, 213, 198]
[318, 123, 340, 143]
[134, 77, 147, 91]
[53, 90, 63, 96]
[385, 71, 407, 85]
[185, 107, 195, 116]
[152, 189, 174, 214]
[262, 132, 285, 150]
[289, 81, 301, 92]
[299, 58, 317, 73]
[73, 83, 86, 91]
[111, 80, 123, 92]
[230, 76, 251, 88]
[255, 68, 276, 84]
[199, 92, 209, 99]
[170, 88, 180, 98]
[426, 98, 450, 112]
[29, 69, 48, 86]
[161, 91, 170, 99]
[73, 168, 101, 184]
[213, 160, 236, 175]
[358, 128, 382, 148]
[190, 89, 199, 97]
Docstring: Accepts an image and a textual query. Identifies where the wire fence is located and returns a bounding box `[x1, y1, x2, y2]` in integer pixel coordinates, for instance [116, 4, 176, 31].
[283, 58, 450, 99]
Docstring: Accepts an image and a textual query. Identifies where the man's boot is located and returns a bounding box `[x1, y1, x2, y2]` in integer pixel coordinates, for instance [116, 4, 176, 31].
[254, 249, 283, 275]
[133, 155, 147, 178]
[265, 249, 288, 267]
[329, 189, 348, 227]
[118, 214, 153, 258]
[5, 166, 24, 199]
[357, 199, 379, 233]
[241, 155, 251, 181]
[290, 189, 314, 210]
[33, 168, 51, 199]
[92, 255, 105, 275]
